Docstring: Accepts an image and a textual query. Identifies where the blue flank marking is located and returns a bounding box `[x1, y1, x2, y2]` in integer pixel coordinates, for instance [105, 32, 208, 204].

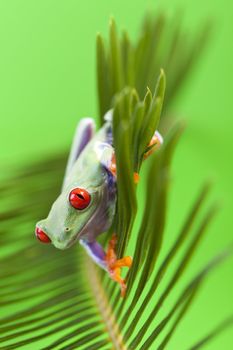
[104, 167, 116, 200]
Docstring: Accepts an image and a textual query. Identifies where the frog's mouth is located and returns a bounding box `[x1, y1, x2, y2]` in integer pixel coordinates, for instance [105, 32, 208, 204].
[63, 200, 106, 249]
[46, 217, 93, 250]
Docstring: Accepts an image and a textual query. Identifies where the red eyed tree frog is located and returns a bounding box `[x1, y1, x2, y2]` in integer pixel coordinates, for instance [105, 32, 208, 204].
[35, 111, 163, 296]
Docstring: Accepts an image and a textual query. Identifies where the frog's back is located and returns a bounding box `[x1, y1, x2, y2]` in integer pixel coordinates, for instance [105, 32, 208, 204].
[67, 121, 113, 187]
[65, 120, 116, 240]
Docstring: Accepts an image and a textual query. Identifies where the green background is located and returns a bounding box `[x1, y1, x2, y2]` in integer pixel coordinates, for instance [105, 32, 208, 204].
[0, 0, 232, 349]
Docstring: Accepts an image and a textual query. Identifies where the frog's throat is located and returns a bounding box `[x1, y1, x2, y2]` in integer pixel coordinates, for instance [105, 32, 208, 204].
[67, 221, 90, 248]
[57, 209, 102, 249]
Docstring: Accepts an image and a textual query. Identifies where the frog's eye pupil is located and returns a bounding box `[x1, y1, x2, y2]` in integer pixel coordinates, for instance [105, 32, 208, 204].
[69, 188, 91, 210]
[77, 194, 84, 200]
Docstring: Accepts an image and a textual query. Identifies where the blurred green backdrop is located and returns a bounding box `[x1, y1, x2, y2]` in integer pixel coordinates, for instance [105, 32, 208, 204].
[0, 0, 232, 349]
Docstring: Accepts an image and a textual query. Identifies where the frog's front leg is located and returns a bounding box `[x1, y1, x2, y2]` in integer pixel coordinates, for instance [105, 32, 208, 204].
[133, 130, 163, 183]
[102, 131, 163, 184]
[105, 234, 132, 297]
[80, 236, 132, 297]
[79, 239, 107, 270]
[143, 130, 163, 160]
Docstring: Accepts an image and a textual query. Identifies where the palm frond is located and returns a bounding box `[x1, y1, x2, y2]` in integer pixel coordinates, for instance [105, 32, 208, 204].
[112, 70, 165, 257]
[0, 13, 232, 350]
[96, 15, 211, 123]
[0, 156, 231, 349]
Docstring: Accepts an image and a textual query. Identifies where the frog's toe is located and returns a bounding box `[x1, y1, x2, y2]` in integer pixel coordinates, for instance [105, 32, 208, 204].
[110, 256, 133, 269]
[144, 130, 163, 160]
[107, 265, 128, 297]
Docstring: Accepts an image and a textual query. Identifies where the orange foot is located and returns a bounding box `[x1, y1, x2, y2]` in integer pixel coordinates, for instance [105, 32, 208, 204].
[105, 234, 132, 297]
[143, 132, 163, 160]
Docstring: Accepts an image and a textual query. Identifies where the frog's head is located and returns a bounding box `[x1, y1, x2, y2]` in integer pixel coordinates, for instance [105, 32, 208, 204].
[35, 185, 102, 249]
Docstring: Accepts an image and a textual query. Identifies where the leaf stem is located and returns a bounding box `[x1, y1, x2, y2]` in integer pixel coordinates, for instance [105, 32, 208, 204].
[86, 256, 127, 350]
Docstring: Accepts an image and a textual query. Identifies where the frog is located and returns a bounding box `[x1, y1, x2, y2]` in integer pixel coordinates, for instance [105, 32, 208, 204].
[35, 110, 163, 296]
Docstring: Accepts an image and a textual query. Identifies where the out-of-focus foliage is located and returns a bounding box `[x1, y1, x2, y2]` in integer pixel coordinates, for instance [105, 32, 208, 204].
[0, 14, 232, 350]
[97, 16, 211, 123]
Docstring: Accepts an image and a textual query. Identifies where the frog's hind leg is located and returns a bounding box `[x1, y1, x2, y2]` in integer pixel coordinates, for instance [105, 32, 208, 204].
[143, 130, 163, 160]
[62, 118, 96, 190]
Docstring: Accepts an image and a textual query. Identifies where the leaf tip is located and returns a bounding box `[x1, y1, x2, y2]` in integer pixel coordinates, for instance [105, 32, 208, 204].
[109, 16, 116, 30]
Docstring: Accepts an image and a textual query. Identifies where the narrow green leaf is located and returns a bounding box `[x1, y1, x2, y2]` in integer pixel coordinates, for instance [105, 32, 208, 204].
[188, 315, 233, 350]
[121, 30, 135, 87]
[109, 18, 124, 97]
[138, 70, 166, 165]
[156, 289, 198, 350]
[96, 33, 111, 120]
[112, 89, 137, 257]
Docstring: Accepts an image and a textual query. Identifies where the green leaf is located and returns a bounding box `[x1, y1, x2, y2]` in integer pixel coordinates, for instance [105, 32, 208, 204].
[188, 315, 233, 350]
[109, 18, 124, 100]
[96, 13, 210, 124]
[96, 33, 111, 119]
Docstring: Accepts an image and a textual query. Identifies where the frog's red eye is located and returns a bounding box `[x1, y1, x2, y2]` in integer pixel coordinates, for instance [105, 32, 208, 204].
[35, 226, 51, 243]
[69, 188, 91, 210]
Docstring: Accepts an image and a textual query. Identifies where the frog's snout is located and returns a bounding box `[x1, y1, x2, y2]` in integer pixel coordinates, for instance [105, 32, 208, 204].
[35, 226, 51, 244]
